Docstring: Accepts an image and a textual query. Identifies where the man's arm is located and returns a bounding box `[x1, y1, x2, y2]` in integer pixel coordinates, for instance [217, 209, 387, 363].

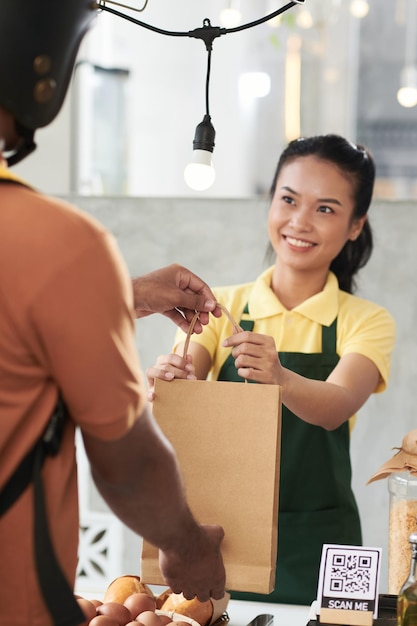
[81, 405, 225, 601]
[132, 264, 222, 334]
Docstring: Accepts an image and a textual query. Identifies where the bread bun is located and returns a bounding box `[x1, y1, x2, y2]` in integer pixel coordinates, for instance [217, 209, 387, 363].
[103, 575, 155, 604]
[160, 592, 213, 626]
[156, 588, 174, 610]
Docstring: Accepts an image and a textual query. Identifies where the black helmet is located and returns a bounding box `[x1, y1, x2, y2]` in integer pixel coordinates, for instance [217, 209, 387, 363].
[0, 0, 97, 164]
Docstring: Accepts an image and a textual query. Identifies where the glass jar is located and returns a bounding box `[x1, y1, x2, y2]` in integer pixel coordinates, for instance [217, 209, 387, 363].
[389, 471, 417, 594]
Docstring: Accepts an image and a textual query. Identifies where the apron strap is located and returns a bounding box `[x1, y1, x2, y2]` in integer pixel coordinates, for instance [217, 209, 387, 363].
[240, 303, 254, 332]
[322, 317, 337, 354]
[0, 398, 85, 626]
[240, 304, 337, 354]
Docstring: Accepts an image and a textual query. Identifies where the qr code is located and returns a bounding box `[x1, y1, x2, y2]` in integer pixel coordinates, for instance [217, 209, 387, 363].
[319, 545, 380, 601]
[328, 552, 372, 594]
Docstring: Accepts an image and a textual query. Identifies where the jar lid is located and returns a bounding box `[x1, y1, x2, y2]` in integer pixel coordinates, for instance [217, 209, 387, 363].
[367, 429, 417, 484]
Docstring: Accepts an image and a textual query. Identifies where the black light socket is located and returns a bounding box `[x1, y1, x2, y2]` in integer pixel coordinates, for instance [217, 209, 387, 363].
[192, 114, 216, 152]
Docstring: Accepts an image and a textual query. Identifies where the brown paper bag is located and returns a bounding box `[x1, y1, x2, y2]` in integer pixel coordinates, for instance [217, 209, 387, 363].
[141, 308, 282, 594]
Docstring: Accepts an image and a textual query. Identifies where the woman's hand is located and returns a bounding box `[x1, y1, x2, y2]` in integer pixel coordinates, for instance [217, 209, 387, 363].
[146, 353, 196, 401]
[222, 331, 282, 384]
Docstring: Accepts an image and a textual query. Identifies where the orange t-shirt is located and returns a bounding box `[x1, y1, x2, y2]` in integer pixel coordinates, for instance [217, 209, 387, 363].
[0, 169, 146, 625]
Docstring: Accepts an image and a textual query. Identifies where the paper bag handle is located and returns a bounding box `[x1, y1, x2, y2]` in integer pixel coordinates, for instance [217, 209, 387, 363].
[182, 303, 242, 359]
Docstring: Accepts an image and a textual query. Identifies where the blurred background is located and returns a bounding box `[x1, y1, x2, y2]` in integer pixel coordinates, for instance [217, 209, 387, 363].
[14, 0, 417, 199]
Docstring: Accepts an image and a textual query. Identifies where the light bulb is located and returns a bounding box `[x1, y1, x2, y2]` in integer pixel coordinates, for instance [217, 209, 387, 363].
[397, 86, 417, 108]
[184, 150, 216, 191]
[184, 115, 216, 191]
[397, 66, 417, 108]
[219, 7, 242, 28]
[296, 9, 314, 29]
[349, 0, 369, 18]
[239, 72, 271, 101]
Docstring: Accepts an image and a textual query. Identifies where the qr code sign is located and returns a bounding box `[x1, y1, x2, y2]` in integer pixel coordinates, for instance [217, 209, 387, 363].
[317, 544, 381, 616]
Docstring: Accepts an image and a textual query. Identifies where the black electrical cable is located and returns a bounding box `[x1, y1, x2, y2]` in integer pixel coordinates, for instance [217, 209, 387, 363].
[96, 1, 300, 49]
[205, 47, 211, 116]
[99, 0, 149, 13]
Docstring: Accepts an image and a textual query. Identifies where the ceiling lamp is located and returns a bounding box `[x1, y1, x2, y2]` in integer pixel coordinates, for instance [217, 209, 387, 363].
[349, 0, 369, 19]
[239, 72, 271, 101]
[96, 0, 306, 190]
[219, 0, 242, 29]
[397, 66, 417, 107]
[397, 0, 417, 108]
[296, 8, 314, 29]
[184, 115, 216, 191]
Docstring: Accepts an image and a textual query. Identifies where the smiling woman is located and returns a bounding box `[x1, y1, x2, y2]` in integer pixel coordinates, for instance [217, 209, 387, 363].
[266, 134, 374, 295]
[145, 133, 396, 606]
[267, 156, 367, 301]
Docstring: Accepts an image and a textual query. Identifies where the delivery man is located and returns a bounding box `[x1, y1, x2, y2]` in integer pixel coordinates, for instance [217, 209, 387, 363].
[0, 2, 225, 625]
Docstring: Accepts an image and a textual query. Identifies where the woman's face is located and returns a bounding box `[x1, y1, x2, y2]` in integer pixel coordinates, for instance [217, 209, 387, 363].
[267, 155, 366, 274]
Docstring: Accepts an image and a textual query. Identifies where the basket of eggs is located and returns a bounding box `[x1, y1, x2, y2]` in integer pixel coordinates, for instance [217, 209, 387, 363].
[75, 575, 231, 626]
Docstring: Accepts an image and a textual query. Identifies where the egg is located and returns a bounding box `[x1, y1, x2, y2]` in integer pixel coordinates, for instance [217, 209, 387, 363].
[138, 609, 164, 626]
[97, 601, 132, 626]
[89, 616, 120, 626]
[124, 592, 156, 618]
[76, 597, 97, 624]
[158, 614, 174, 626]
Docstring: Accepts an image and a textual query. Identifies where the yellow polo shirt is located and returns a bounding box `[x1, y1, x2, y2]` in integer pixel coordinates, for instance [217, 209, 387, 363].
[175, 266, 395, 393]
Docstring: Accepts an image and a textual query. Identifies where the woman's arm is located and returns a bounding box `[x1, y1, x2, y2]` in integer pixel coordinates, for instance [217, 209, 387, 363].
[222, 331, 380, 430]
[279, 352, 379, 429]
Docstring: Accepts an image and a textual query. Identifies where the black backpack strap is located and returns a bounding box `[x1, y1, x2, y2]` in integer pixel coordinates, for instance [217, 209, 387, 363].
[0, 397, 85, 626]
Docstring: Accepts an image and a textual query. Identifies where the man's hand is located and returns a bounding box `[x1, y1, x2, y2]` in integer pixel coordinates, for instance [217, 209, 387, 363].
[132, 264, 222, 333]
[159, 524, 226, 602]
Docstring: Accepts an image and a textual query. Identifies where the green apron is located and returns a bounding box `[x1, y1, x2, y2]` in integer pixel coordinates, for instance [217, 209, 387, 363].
[218, 305, 362, 606]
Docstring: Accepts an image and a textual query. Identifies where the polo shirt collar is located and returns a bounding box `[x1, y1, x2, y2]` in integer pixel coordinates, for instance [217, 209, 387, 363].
[248, 266, 339, 326]
[0, 162, 30, 187]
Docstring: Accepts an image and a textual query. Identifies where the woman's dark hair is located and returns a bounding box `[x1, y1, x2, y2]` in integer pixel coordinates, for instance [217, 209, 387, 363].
[267, 134, 375, 293]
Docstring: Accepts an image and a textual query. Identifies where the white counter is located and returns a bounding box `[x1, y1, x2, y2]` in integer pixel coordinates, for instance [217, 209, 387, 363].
[226, 600, 311, 626]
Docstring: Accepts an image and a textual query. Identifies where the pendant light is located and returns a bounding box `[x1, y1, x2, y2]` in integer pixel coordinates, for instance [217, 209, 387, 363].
[95, 1, 306, 190]
[219, 0, 242, 29]
[184, 21, 216, 191]
[349, 0, 369, 19]
[397, 0, 417, 108]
